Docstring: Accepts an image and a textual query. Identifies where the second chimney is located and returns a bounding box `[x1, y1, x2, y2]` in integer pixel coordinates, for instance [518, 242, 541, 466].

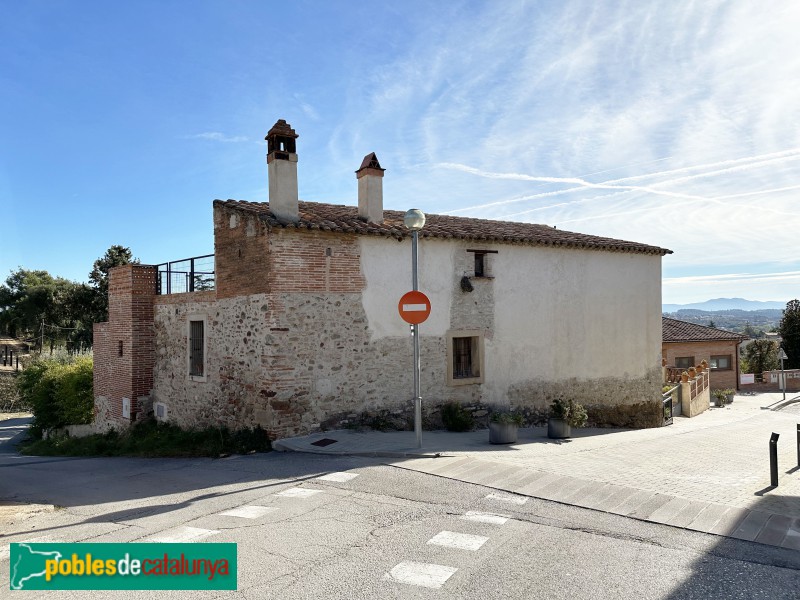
[356, 152, 385, 223]
[266, 119, 299, 223]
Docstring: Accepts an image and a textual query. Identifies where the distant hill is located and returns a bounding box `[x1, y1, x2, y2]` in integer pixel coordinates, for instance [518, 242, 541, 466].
[662, 298, 786, 313]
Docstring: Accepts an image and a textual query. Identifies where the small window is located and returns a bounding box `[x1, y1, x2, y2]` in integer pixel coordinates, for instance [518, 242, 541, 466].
[674, 356, 694, 369]
[710, 355, 731, 370]
[466, 249, 497, 278]
[118, 341, 123, 357]
[189, 320, 205, 378]
[474, 253, 485, 277]
[447, 330, 484, 386]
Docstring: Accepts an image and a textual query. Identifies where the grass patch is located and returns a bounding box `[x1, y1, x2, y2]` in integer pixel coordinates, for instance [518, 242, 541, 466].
[19, 420, 271, 458]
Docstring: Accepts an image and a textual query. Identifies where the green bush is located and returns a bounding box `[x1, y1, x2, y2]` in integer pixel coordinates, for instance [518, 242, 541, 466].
[20, 420, 271, 458]
[0, 372, 25, 411]
[17, 352, 94, 434]
[441, 401, 474, 432]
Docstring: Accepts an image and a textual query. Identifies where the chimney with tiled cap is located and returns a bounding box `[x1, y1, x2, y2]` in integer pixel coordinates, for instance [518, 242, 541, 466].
[265, 119, 299, 222]
[356, 152, 385, 223]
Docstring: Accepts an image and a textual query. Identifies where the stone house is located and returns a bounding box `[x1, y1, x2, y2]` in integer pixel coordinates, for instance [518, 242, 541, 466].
[661, 317, 747, 390]
[93, 119, 672, 439]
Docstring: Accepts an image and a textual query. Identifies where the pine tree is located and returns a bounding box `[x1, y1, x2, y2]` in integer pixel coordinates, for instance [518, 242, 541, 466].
[778, 299, 800, 369]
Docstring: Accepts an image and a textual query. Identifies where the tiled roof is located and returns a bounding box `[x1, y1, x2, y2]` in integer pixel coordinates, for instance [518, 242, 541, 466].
[215, 200, 672, 256]
[662, 317, 748, 342]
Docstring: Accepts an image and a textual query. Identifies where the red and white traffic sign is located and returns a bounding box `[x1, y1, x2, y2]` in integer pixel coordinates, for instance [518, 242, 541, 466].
[398, 290, 431, 325]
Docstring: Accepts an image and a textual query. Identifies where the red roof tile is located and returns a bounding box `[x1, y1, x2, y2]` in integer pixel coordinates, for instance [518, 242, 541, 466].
[662, 317, 748, 342]
[215, 200, 672, 256]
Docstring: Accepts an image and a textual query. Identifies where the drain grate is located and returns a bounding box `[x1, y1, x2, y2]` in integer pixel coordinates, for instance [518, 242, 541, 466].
[311, 438, 338, 447]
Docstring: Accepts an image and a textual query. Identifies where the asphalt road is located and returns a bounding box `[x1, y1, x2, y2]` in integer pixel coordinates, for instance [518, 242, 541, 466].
[2, 438, 799, 599]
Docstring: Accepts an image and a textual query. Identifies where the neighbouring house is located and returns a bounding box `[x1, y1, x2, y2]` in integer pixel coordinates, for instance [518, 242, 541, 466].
[93, 119, 673, 440]
[662, 317, 747, 390]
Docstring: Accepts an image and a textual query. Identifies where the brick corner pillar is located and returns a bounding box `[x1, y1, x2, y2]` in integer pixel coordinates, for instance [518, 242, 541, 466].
[93, 264, 157, 428]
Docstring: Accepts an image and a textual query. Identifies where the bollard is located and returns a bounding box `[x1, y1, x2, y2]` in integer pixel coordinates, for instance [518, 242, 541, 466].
[797, 424, 800, 468]
[16, 355, 19, 372]
[770, 432, 780, 487]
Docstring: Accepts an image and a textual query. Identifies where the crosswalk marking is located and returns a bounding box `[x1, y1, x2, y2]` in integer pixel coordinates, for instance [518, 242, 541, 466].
[427, 530, 489, 551]
[275, 487, 322, 498]
[317, 472, 359, 483]
[147, 526, 219, 543]
[486, 492, 528, 505]
[460, 511, 509, 525]
[218, 505, 277, 519]
[385, 561, 458, 589]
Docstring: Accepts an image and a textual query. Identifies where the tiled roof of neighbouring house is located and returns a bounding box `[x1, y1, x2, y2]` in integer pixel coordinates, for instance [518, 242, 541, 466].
[215, 200, 672, 256]
[662, 317, 748, 342]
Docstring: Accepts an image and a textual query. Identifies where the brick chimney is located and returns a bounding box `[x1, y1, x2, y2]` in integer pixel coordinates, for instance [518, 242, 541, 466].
[266, 119, 299, 223]
[356, 152, 385, 223]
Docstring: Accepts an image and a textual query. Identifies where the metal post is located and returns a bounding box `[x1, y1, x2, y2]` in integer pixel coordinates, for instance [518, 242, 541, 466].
[781, 357, 786, 402]
[770, 432, 780, 487]
[796, 424, 799, 468]
[412, 230, 422, 449]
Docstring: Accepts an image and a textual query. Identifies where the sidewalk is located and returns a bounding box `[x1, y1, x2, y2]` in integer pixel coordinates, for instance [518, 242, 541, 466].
[275, 393, 800, 551]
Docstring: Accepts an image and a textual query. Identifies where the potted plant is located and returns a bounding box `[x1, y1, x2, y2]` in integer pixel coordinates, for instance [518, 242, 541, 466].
[681, 371, 689, 383]
[724, 389, 735, 403]
[547, 398, 588, 439]
[711, 389, 727, 407]
[688, 367, 697, 378]
[489, 409, 524, 444]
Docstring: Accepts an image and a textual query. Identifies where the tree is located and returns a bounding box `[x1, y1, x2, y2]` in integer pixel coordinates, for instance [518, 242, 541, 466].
[0, 269, 81, 351]
[88, 245, 139, 322]
[741, 339, 779, 376]
[779, 299, 800, 369]
[708, 320, 716, 328]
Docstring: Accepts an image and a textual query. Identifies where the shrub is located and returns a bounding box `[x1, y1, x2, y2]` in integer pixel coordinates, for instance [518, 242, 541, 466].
[0, 372, 25, 411]
[17, 352, 94, 434]
[489, 410, 524, 426]
[441, 402, 474, 432]
[550, 398, 588, 428]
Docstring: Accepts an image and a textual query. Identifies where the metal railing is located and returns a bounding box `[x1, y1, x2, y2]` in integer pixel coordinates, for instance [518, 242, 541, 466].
[156, 254, 215, 295]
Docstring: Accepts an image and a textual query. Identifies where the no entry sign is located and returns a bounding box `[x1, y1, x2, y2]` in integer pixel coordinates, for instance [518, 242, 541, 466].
[398, 290, 431, 325]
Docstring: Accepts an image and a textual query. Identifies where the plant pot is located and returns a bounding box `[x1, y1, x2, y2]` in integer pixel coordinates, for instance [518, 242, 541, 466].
[547, 418, 571, 439]
[726, 393, 734, 404]
[715, 397, 726, 407]
[489, 422, 518, 444]
[688, 368, 697, 378]
[681, 374, 689, 383]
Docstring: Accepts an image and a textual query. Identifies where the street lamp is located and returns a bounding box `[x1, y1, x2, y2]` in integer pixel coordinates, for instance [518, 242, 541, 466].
[404, 208, 426, 448]
[778, 347, 788, 401]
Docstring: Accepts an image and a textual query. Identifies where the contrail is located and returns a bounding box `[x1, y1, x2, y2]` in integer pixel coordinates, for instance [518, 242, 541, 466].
[441, 147, 800, 214]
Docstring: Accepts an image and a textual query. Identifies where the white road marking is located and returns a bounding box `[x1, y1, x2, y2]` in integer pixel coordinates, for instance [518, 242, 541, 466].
[147, 526, 219, 543]
[427, 530, 489, 551]
[317, 472, 359, 483]
[460, 511, 510, 525]
[486, 492, 528, 505]
[385, 561, 458, 589]
[275, 487, 322, 498]
[218, 505, 277, 519]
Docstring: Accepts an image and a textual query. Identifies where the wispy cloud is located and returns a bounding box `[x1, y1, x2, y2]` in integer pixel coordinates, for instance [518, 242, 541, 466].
[186, 132, 249, 143]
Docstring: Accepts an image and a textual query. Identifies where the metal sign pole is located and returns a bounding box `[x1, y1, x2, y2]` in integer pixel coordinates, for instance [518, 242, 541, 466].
[412, 229, 422, 449]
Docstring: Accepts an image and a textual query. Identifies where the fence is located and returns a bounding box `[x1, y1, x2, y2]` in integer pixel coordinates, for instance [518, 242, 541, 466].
[156, 254, 215, 295]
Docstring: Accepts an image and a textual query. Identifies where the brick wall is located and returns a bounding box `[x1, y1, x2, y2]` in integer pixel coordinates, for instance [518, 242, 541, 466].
[267, 229, 365, 294]
[662, 340, 741, 390]
[93, 264, 157, 428]
[214, 203, 271, 299]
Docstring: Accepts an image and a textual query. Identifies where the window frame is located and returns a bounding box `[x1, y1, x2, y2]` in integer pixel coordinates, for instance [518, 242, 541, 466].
[674, 356, 694, 369]
[187, 314, 208, 382]
[446, 329, 485, 386]
[710, 354, 732, 370]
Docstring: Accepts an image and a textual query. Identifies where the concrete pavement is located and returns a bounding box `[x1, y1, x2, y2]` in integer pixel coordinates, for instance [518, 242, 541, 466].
[274, 392, 800, 552]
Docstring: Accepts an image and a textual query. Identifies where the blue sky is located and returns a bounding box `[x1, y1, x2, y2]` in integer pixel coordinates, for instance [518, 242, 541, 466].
[2, 0, 799, 305]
